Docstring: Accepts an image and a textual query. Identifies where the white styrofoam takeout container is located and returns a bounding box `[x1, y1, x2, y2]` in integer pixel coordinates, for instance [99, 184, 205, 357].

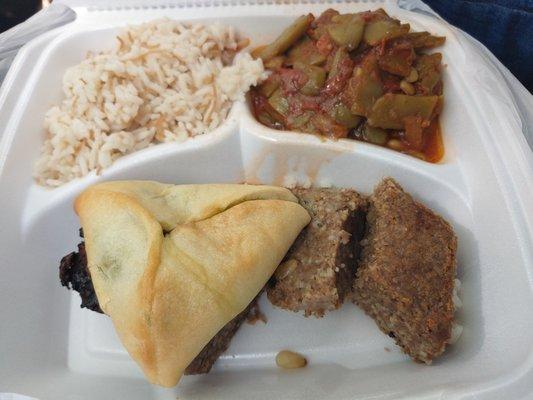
[1, 1, 532, 399]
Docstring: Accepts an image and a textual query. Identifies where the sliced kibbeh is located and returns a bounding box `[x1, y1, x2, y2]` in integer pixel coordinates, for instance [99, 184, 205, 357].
[268, 187, 367, 317]
[353, 178, 457, 363]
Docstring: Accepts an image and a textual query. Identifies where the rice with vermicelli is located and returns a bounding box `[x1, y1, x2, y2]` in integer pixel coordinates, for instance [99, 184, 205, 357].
[34, 19, 267, 187]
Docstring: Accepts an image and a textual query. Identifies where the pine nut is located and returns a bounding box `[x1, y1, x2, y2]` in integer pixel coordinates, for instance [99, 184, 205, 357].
[400, 80, 416, 95]
[387, 138, 404, 151]
[276, 350, 307, 369]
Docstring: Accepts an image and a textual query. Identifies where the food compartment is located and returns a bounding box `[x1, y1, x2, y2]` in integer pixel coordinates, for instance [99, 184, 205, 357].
[28, 132, 478, 395]
[53, 149, 483, 400]
[239, 6, 477, 168]
[14, 19, 256, 229]
[25, 16, 271, 191]
[245, 7, 448, 163]
[240, 103, 466, 195]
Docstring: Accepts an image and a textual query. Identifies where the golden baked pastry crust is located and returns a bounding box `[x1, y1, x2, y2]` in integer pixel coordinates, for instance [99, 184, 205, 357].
[74, 181, 310, 387]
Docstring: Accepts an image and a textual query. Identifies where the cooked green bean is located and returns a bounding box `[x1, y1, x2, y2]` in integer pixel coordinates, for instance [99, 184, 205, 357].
[287, 37, 327, 66]
[259, 76, 281, 97]
[264, 56, 286, 70]
[294, 62, 327, 95]
[311, 113, 348, 138]
[256, 14, 314, 61]
[330, 103, 362, 128]
[328, 47, 351, 83]
[257, 111, 279, 128]
[328, 47, 350, 78]
[377, 42, 415, 77]
[367, 94, 441, 129]
[415, 53, 442, 94]
[364, 19, 410, 46]
[345, 56, 383, 116]
[363, 124, 389, 145]
[407, 32, 445, 49]
[268, 88, 290, 117]
[289, 111, 313, 130]
[327, 14, 365, 51]
[308, 9, 340, 40]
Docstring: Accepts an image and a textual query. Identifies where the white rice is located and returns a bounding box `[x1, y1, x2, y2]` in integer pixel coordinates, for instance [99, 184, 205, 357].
[34, 19, 267, 187]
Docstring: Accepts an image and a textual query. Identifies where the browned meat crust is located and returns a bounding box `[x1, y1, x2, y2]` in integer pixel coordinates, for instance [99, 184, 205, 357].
[59, 238, 261, 375]
[59, 242, 102, 313]
[353, 178, 457, 363]
[185, 292, 261, 374]
[267, 187, 367, 317]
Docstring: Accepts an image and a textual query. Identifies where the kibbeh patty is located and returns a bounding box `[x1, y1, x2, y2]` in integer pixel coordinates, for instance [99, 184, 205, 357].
[353, 178, 457, 363]
[268, 187, 367, 317]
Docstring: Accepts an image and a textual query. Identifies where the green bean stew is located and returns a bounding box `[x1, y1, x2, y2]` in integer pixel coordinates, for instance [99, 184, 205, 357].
[250, 9, 445, 162]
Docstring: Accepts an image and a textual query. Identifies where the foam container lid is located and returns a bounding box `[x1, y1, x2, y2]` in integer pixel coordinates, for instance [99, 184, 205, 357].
[0, 1, 532, 399]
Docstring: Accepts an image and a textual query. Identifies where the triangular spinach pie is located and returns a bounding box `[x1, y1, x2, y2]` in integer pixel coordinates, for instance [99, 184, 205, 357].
[60, 181, 310, 387]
